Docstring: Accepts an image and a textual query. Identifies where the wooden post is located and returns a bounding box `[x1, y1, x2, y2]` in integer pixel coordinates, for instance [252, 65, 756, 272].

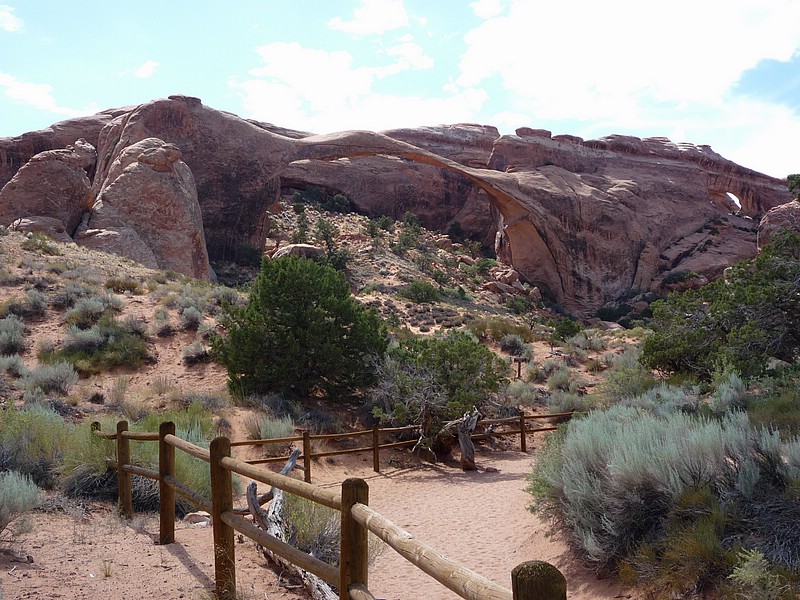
[210, 436, 236, 600]
[340, 478, 369, 600]
[511, 560, 566, 600]
[519, 414, 527, 453]
[158, 421, 176, 544]
[303, 430, 312, 483]
[116, 420, 132, 519]
[372, 425, 380, 473]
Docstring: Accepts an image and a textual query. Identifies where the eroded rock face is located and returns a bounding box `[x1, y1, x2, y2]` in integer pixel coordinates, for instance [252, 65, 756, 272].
[1, 96, 793, 312]
[0, 139, 97, 235]
[758, 200, 800, 248]
[77, 137, 212, 279]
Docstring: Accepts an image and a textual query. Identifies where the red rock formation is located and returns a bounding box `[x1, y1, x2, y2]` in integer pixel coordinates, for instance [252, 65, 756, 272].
[0, 139, 97, 235]
[76, 137, 212, 279]
[0, 96, 793, 313]
[758, 200, 800, 248]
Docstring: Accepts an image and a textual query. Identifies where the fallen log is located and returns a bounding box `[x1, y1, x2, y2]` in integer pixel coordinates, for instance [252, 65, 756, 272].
[246, 451, 338, 600]
[439, 407, 482, 471]
[233, 448, 301, 515]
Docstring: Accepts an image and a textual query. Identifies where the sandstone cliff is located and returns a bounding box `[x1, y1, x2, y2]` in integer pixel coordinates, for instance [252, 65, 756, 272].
[0, 96, 793, 312]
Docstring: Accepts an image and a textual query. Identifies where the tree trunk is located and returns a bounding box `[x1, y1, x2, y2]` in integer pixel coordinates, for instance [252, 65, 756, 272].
[439, 408, 481, 471]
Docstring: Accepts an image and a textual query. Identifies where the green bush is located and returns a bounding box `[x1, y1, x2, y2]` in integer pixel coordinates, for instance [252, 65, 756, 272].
[182, 342, 210, 365]
[499, 334, 530, 358]
[104, 277, 143, 294]
[552, 317, 581, 342]
[598, 347, 656, 403]
[214, 256, 388, 399]
[44, 315, 150, 375]
[398, 281, 440, 304]
[643, 231, 800, 380]
[370, 329, 508, 440]
[0, 471, 42, 535]
[1, 289, 48, 319]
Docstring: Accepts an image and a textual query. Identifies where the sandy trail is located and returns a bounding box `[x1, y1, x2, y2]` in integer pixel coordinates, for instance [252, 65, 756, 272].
[0, 448, 634, 600]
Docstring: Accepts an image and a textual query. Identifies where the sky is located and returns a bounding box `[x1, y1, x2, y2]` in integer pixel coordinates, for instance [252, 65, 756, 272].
[1, 0, 799, 178]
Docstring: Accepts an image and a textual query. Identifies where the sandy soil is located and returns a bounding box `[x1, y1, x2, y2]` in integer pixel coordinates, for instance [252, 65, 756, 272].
[0, 445, 636, 600]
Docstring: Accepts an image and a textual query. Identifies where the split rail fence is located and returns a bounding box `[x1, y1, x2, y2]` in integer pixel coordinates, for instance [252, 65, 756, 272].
[92, 413, 571, 600]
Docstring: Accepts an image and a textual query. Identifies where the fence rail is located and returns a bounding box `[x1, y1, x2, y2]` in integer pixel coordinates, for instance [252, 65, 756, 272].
[91, 415, 569, 600]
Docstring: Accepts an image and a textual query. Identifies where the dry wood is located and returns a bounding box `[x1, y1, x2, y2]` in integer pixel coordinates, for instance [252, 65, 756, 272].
[440, 408, 481, 471]
[164, 433, 210, 462]
[234, 449, 301, 514]
[210, 437, 236, 600]
[120, 431, 160, 441]
[348, 583, 377, 600]
[512, 560, 567, 600]
[159, 421, 176, 545]
[245, 482, 339, 599]
[116, 421, 132, 518]
[340, 479, 369, 600]
[351, 502, 512, 600]
[121, 464, 159, 480]
[220, 455, 341, 510]
[229, 434, 303, 447]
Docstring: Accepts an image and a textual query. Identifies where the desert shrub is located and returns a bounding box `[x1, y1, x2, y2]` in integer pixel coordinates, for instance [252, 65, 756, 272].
[552, 317, 581, 342]
[153, 309, 175, 337]
[499, 334, 530, 358]
[528, 406, 800, 592]
[567, 330, 607, 351]
[66, 297, 107, 328]
[121, 315, 148, 337]
[46, 315, 150, 375]
[726, 548, 793, 600]
[0, 403, 68, 488]
[370, 329, 508, 441]
[505, 296, 530, 315]
[546, 366, 577, 392]
[104, 277, 143, 294]
[598, 346, 655, 403]
[182, 342, 210, 365]
[504, 380, 538, 406]
[243, 393, 300, 418]
[108, 375, 130, 405]
[20, 231, 61, 256]
[150, 375, 174, 396]
[617, 382, 701, 416]
[547, 391, 595, 414]
[50, 283, 97, 309]
[2, 289, 48, 319]
[397, 281, 440, 304]
[467, 317, 532, 343]
[177, 391, 229, 411]
[0, 471, 42, 536]
[23, 361, 78, 395]
[0, 314, 25, 355]
[709, 370, 748, 413]
[244, 413, 295, 447]
[0, 353, 28, 378]
[179, 306, 203, 331]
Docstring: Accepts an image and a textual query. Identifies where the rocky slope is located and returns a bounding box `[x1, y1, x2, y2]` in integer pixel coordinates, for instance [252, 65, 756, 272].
[0, 95, 793, 314]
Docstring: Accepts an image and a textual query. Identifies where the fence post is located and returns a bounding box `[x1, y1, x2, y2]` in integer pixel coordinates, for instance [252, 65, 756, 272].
[158, 421, 176, 544]
[519, 414, 527, 453]
[372, 425, 380, 473]
[511, 560, 566, 600]
[303, 430, 312, 483]
[340, 478, 369, 600]
[116, 420, 132, 519]
[210, 436, 236, 600]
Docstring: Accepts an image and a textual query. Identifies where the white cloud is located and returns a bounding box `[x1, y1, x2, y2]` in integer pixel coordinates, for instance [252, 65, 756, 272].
[458, 0, 800, 114]
[134, 60, 160, 78]
[0, 72, 85, 117]
[231, 41, 483, 133]
[0, 4, 22, 32]
[470, 0, 504, 19]
[327, 0, 408, 35]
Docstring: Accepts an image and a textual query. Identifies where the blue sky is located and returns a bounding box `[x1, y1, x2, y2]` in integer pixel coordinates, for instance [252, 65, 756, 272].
[1, 0, 799, 178]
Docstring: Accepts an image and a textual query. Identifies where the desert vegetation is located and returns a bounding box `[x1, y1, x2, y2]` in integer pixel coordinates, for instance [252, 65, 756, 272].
[527, 207, 800, 598]
[2, 186, 799, 599]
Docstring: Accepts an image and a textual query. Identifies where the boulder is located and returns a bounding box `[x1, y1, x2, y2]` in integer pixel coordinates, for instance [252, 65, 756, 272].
[0, 139, 97, 235]
[758, 200, 800, 249]
[271, 243, 325, 260]
[77, 138, 212, 279]
[9, 216, 73, 244]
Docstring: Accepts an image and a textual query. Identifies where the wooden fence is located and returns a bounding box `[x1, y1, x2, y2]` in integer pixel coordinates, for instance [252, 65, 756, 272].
[91, 414, 570, 600]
